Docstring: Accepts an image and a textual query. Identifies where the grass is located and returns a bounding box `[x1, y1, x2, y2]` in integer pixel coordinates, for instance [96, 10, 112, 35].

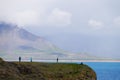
[0, 58, 96, 80]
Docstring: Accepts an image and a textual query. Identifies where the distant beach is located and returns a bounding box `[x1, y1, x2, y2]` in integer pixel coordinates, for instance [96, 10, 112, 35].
[5, 59, 120, 63]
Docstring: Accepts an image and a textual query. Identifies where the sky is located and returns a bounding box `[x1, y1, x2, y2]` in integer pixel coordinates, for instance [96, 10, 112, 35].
[0, 0, 120, 58]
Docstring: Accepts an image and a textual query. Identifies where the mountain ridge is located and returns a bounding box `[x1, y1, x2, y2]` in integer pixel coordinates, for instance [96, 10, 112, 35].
[0, 22, 101, 61]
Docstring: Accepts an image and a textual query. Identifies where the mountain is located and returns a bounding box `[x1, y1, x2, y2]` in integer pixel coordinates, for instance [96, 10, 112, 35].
[0, 22, 65, 60]
[0, 22, 57, 50]
[0, 22, 101, 61]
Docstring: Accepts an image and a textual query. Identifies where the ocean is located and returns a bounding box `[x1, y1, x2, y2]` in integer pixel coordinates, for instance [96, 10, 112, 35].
[85, 62, 120, 80]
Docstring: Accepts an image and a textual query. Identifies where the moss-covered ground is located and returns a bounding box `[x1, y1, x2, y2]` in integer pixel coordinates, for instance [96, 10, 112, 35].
[0, 58, 96, 80]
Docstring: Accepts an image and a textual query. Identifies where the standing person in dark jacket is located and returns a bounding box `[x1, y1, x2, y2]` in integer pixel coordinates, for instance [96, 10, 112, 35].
[57, 57, 58, 63]
[19, 56, 21, 62]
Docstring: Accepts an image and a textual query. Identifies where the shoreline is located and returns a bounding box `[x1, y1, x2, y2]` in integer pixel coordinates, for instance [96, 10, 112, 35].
[5, 59, 120, 63]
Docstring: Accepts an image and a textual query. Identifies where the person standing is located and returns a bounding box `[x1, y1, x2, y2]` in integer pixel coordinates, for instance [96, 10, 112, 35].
[30, 57, 32, 62]
[57, 57, 58, 63]
[19, 56, 21, 62]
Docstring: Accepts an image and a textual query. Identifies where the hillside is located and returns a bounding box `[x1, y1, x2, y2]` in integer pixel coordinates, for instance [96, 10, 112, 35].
[0, 22, 59, 52]
[0, 22, 99, 61]
[0, 22, 65, 60]
[0, 58, 96, 80]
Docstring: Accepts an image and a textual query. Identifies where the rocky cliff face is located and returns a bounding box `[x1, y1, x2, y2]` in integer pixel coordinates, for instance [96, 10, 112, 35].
[0, 58, 97, 80]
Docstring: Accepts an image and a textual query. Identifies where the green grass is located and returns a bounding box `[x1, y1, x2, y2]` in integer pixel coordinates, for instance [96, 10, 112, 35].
[0, 58, 96, 80]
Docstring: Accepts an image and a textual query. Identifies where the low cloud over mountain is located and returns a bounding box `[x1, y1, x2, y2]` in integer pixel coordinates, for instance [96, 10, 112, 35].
[0, 22, 65, 60]
[0, 22, 99, 61]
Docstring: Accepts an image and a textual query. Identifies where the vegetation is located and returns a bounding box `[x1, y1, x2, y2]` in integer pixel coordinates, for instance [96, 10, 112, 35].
[0, 58, 96, 80]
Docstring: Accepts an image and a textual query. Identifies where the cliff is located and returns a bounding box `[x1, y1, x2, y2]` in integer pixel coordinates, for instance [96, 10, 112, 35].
[0, 58, 96, 80]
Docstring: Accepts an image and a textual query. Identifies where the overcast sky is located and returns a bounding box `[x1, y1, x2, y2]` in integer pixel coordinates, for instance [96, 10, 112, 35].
[0, 0, 120, 58]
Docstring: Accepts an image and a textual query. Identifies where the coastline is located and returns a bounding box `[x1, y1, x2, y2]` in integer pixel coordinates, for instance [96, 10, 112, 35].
[5, 59, 120, 63]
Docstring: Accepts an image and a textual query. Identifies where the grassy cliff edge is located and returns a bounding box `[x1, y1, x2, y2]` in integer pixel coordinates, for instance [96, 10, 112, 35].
[0, 58, 96, 80]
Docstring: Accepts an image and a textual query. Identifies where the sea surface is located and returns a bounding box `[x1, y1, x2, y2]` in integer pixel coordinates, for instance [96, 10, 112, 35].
[84, 62, 120, 80]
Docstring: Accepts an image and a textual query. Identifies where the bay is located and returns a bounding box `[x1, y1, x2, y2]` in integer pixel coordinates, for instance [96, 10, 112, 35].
[84, 62, 120, 80]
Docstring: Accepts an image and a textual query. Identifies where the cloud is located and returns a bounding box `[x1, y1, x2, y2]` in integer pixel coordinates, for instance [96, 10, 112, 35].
[0, 0, 72, 27]
[47, 8, 72, 26]
[6, 10, 42, 27]
[88, 19, 104, 29]
[0, 0, 57, 27]
[114, 16, 120, 26]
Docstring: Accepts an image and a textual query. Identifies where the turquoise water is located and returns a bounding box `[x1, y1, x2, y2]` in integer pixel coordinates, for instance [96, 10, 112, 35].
[85, 62, 120, 80]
